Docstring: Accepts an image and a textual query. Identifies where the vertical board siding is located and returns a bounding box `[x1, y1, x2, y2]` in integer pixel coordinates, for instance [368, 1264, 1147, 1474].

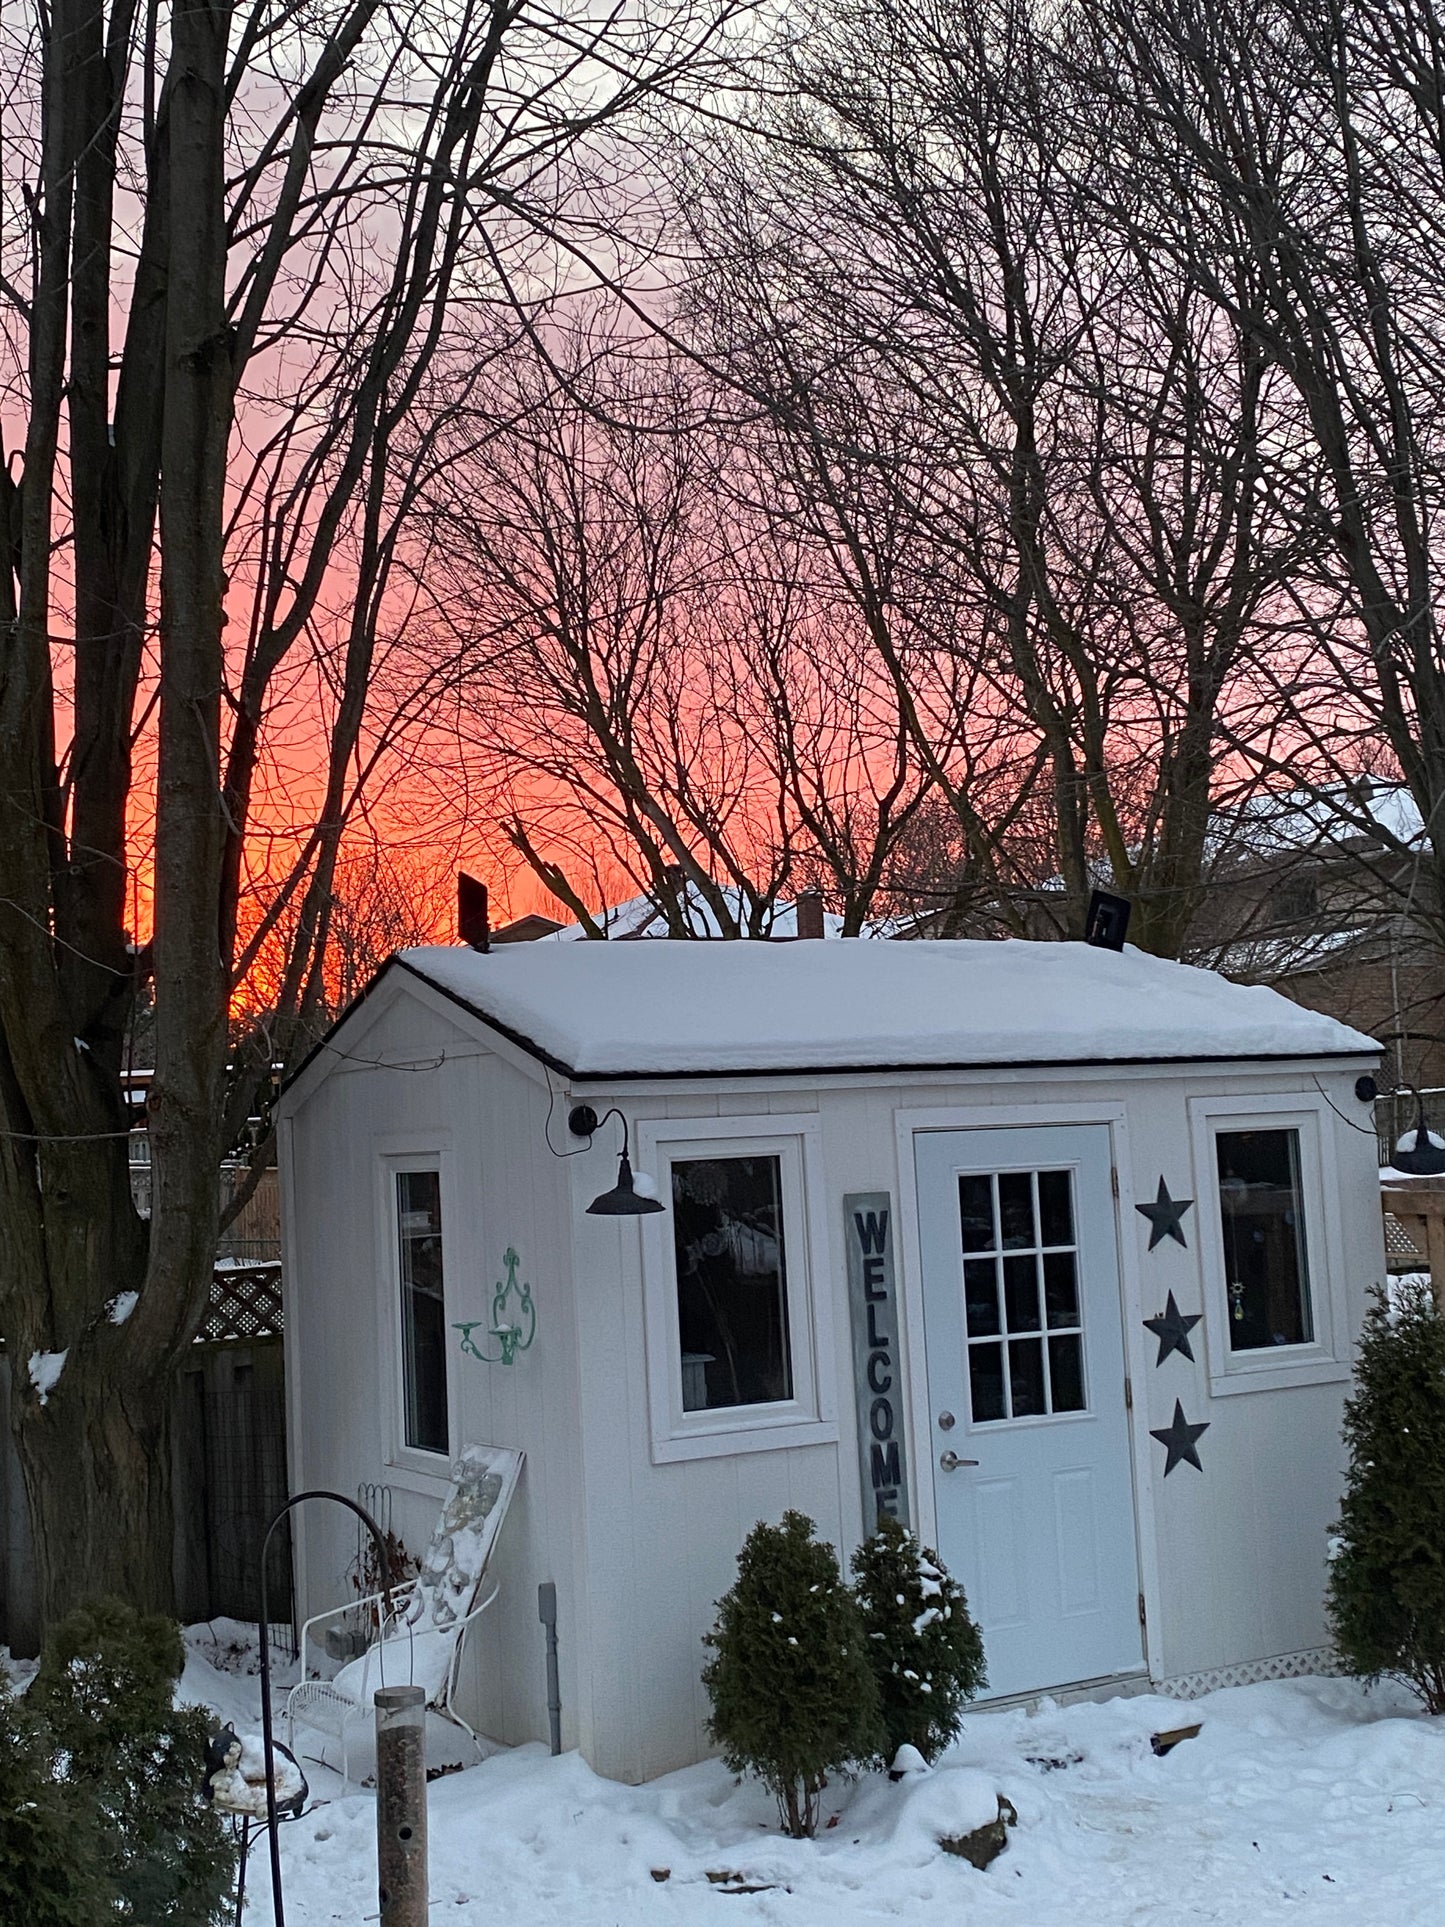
[285, 978, 1380, 1782]
[285, 988, 585, 1755]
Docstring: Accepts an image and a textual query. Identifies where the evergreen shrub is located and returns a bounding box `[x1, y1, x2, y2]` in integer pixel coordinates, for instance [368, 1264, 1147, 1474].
[0, 1675, 109, 1927]
[702, 1510, 883, 1836]
[1328, 1280, 1445, 1712]
[852, 1514, 986, 1762]
[26, 1598, 236, 1923]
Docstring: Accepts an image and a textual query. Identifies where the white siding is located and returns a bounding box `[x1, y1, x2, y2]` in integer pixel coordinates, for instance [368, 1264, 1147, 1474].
[283, 969, 1383, 1783]
[561, 1058, 1380, 1776]
[282, 980, 584, 1751]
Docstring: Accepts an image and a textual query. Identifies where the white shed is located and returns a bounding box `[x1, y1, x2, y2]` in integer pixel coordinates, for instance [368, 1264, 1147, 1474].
[278, 938, 1384, 1783]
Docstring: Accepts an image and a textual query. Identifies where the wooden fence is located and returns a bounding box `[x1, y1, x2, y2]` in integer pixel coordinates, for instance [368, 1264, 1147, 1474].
[1, 1266, 291, 1658]
[1381, 1175, 1445, 1312]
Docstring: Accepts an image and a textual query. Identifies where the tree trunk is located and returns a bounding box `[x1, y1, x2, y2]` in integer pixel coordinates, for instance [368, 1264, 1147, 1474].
[7, 1336, 174, 1626]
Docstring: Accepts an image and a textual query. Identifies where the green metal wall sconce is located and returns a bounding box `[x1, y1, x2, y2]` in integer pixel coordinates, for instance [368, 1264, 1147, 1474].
[456, 1247, 536, 1365]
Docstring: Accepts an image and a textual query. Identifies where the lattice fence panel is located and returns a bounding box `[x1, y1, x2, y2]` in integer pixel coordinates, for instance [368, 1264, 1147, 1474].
[200, 1264, 284, 1342]
[1384, 1211, 1424, 1262]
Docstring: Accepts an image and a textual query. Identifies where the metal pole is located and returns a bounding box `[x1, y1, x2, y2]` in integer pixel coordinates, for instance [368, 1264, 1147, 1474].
[233, 1818, 249, 1927]
[537, 1581, 562, 1756]
[259, 1490, 396, 1927]
[375, 1685, 428, 1927]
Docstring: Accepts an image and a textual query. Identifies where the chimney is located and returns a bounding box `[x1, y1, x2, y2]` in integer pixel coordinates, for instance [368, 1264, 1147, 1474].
[458, 872, 490, 952]
[795, 889, 825, 940]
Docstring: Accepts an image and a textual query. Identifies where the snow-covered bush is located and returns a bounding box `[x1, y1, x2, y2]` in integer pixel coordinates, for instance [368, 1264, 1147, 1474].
[702, 1510, 882, 1837]
[852, 1515, 986, 1762]
[1328, 1280, 1445, 1713]
[26, 1598, 236, 1923]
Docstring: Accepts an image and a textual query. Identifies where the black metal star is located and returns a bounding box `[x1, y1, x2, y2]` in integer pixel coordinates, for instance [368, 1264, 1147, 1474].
[1142, 1290, 1203, 1367]
[1136, 1176, 1194, 1250]
[1150, 1399, 1210, 1476]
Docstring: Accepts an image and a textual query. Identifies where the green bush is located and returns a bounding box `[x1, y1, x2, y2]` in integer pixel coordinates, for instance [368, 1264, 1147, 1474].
[852, 1514, 986, 1762]
[0, 1676, 109, 1927]
[25, 1598, 236, 1924]
[1327, 1281, 1445, 1712]
[702, 1510, 883, 1836]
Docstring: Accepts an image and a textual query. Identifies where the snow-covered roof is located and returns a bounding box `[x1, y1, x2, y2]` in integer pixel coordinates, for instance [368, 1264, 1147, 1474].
[1214, 780, 1423, 854]
[393, 938, 1377, 1078]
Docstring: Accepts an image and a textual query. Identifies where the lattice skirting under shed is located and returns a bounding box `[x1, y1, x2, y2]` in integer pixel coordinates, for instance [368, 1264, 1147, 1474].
[1155, 1649, 1341, 1699]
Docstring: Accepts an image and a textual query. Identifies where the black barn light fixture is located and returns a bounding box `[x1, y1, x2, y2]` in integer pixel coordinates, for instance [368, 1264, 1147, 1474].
[568, 1104, 666, 1215]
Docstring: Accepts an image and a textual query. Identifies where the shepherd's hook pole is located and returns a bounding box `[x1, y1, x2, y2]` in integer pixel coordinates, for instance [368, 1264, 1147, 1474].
[375, 1684, 429, 1925]
[259, 1489, 396, 1927]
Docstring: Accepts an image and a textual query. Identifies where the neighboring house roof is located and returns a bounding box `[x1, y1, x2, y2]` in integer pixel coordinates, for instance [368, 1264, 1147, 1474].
[390, 938, 1378, 1079]
[491, 912, 566, 943]
[1191, 924, 1377, 981]
[539, 883, 855, 941]
[1213, 780, 1424, 855]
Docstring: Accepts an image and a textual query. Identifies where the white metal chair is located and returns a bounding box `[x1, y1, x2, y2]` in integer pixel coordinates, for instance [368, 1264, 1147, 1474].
[287, 1444, 524, 1781]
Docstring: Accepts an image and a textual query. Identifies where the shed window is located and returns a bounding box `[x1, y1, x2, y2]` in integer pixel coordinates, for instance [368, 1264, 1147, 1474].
[1215, 1128, 1313, 1350]
[396, 1169, 449, 1453]
[671, 1154, 793, 1411]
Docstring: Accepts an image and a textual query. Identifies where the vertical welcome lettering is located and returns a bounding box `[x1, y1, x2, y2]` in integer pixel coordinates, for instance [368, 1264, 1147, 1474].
[844, 1191, 910, 1527]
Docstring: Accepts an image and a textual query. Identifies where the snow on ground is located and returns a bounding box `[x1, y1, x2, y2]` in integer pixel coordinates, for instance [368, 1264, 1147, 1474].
[178, 1629, 1445, 1926]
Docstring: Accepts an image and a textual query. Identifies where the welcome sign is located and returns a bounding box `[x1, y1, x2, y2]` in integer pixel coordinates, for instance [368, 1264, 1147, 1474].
[844, 1192, 910, 1527]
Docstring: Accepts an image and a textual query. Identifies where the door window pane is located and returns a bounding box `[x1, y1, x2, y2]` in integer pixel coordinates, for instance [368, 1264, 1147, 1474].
[998, 1171, 1035, 1248]
[1038, 1170, 1074, 1246]
[1003, 1254, 1041, 1332]
[1009, 1336, 1046, 1416]
[964, 1257, 1001, 1336]
[1048, 1334, 1085, 1412]
[672, 1155, 792, 1410]
[397, 1169, 448, 1454]
[958, 1166, 1087, 1424]
[1043, 1251, 1079, 1328]
[968, 1341, 1007, 1422]
[1216, 1128, 1313, 1350]
[958, 1175, 995, 1251]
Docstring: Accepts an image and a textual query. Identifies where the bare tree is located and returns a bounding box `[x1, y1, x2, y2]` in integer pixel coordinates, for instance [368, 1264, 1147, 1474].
[0, 0, 741, 1626]
[421, 330, 946, 934]
[1076, 0, 1445, 947]
[668, 0, 1314, 951]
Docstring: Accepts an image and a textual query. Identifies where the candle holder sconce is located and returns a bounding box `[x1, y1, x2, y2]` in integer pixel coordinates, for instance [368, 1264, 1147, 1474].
[456, 1247, 536, 1365]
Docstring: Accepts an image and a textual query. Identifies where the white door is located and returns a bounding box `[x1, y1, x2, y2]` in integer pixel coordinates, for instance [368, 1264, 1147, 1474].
[915, 1125, 1143, 1699]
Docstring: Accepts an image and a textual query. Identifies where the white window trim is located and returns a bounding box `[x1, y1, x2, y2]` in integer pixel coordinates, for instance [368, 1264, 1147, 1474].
[374, 1139, 461, 1490]
[1187, 1095, 1350, 1396]
[637, 1114, 838, 1465]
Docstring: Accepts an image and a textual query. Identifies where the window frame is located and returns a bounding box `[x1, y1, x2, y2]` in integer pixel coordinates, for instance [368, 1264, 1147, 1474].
[1187, 1096, 1349, 1396]
[638, 1115, 838, 1464]
[375, 1142, 460, 1484]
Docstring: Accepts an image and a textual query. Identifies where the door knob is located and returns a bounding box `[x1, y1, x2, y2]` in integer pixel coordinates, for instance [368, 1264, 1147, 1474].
[939, 1450, 979, 1471]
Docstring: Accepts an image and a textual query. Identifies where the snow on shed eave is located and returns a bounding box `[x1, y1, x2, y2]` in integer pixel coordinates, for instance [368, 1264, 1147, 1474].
[380, 938, 1379, 1082]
